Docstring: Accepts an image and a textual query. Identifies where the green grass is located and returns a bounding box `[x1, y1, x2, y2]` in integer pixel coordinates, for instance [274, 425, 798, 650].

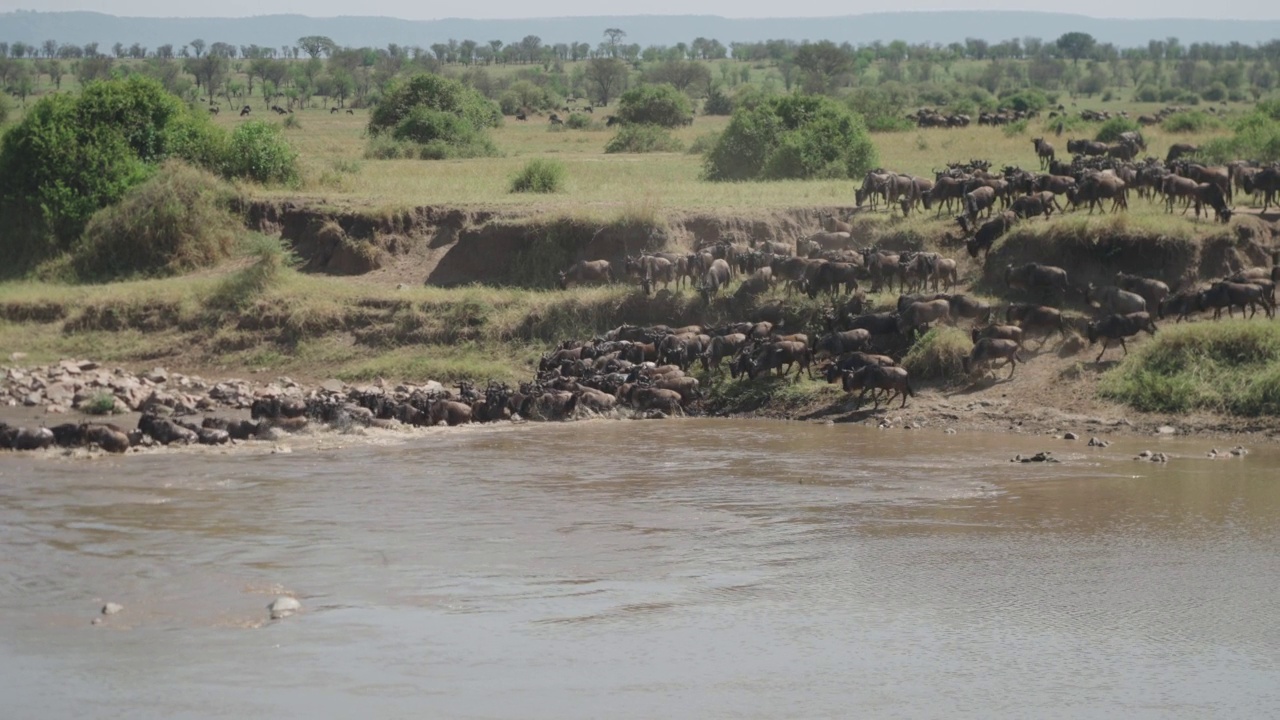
[1100, 320, 1280, 416]
[902, 326, 973, 382]
[508, 158, 567, 193]
[82, 391, 118, 415]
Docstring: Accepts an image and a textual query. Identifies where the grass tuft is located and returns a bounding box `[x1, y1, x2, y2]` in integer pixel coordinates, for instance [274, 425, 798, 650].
[509, 158, 567, 194]
[902, 326, 972, 382]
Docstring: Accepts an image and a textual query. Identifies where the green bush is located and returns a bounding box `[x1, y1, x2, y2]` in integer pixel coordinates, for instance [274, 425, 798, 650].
[364, 136, 417, 159]
[1198, 110, 1280, 163]
[902, 327, 972, 382]
[0, 93, 10, 125]
[83, 392, 118, 415]
[1133, 85, 1160, 103]
[509, 158, 566, 193]
[686, 131, 721, 155]
[368, 73, 501, 158]
[605, 124, 684, 153]
[1099, 321, 1280, 416]
[845, 87, 914, 132]
[565, 113, 595, 130]
[282, 114, 302, 130]
[1002, 119, 1029, 137]
[1095, 116, 1141, 143]
[1201, 82, 1229, 103]
[223, 121, 299, 185]
[703, 86, 734, 115]
[1000, 88, 1049, 113]
[703, 94, 877, 181]
[1161, 111, 1223, 133]
[71, 161, 241, 281]
[615, 84, 692, 128]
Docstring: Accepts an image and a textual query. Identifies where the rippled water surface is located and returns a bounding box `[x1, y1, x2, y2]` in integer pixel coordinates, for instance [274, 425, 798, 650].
[2, 420, 1279, 719]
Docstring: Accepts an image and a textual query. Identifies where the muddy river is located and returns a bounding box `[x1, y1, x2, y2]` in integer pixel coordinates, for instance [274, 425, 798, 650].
[2, 420, 1278, 718]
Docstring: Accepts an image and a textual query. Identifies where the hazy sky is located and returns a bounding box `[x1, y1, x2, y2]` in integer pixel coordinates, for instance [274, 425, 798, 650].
[3, 0, 1278, 20]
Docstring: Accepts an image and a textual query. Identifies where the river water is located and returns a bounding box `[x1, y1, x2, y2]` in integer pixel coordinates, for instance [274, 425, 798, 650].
[2, 420, 1278, 719]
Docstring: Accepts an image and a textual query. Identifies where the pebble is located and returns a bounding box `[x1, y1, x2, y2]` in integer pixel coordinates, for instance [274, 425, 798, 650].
[1012, 452, 1058, 463]
[268, 596, 301, 620]
[101, 602, 123, 615]
[1157, 425, 1177, 435]
[1063, 432, 1079, 440]
[944, 428, 957, 434]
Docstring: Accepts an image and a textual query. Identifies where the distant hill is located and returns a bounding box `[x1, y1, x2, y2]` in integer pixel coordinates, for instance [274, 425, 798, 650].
[3, 10, 1279, 51]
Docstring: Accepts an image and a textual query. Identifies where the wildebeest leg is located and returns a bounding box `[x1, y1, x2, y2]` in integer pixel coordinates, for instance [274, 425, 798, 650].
[1119, 338, 1128, 356]
[1096, 341, 1108, 363]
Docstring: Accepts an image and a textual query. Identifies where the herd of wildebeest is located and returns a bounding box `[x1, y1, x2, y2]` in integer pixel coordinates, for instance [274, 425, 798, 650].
[5, 114, 1280, 452]
[544, 127, 1280, 420]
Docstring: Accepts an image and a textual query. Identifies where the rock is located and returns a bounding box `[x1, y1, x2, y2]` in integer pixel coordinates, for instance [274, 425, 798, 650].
[944, 428, 957, 434]
[268, 596, 301, 620]
[321, 379, 346, 394]
[22, 391, 41, 407]
[91, 617, 103, 625]
[1088, 437, 1111, 448]
[1157, 425, 1177, 435]
[1013, 452, 1057, 463]
[1137, 450, 1154, 459]
[102, 602, 123, 615]
[143, 367, 169, 384]
[58, 359, 83, 375]
[1230, 446, 1248, 457]
[1063, 432, 1079, 440]
[9, 352, 28, 362]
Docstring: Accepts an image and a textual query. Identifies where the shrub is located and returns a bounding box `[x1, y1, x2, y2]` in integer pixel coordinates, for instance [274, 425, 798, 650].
[282, 114, 302, 130]
[1133, 85, 1160, 103]
[703, 94, 877, 181]
[83, 392, 118, 416]
[0, 76, 216, 272]
[508, 158, 566, 193]
[615, 84, 692, 128]
[703, 86, 734, 115]
[565, 113, 595, 130]
[686, 131, 720, 155]
[1161, 110, 1223, 133]
[1201, 82, 1229, 103]
[845, 87, 914, 132]
[1095, 116, 1141, 142]
[1000, 88, 1049, 113]
[1002, 119, 1029, 137]
[1099, 320, 1280, 416]
[71, 161, 241, 280]
[368, 73, 501, 158]
[902, 327, 972, 382]
[364, 136, 417, 159]
[0, 93, 10, 125]
[605, 124, 683, 154]
[223, 121, 299, 184]
[1198, 110, 1280, 163]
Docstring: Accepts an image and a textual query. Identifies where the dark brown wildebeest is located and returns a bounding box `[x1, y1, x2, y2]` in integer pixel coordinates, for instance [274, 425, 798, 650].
[1032, 173, 1076, 198]
[964, 210, 1018, 260]
[1199, 281, 1274, 320]
[1249, 166, 1280, 211]
[558, 260, 614, 289]
[972, 324, 1024, 346]
[821, 213, 853, 233]
[619, 385, 683, 416]
[1115, 272, 1170, 310]
[1162, 174, 1201, 214]
[897, 298, 951, 336]
[855, 170, 893, 209]
[950, 294, 993, 323]
[963, 338, 1024, 379]
[1032, 137, 1055, 170]
[1159, 289, 1202, 322]
[699, 258, 732, 302]
[861, 249, 901, 292]
[1086, 284, 1148, 316]
[209, 105, 220, 115]
[1166, 143, 1199, 163]
[700, 333, 748, 373]
[1005, 263, 1071, 300]
[1067, 138, 1108, 157]
[813, 329, 872, 358]
[964, 185, 998, 222]
[1010, 191, 1062, 220]
[1087, 312, 1158, 362]
[1006, 304, 1068, 344]
[843, 364, 914, 409]
[808, 261, 860, 298]
[928, 176, 968, 216]
[1068, 173, 1129, 214]
[1189, 182, 1233, 223]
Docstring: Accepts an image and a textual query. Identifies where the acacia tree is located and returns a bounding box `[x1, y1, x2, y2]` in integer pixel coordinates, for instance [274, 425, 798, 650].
[190, 39, 206, 58]
[604, 28, 626, 57]
[298, 36, 335, 59]
[1057, 32, 1096, 65]
[585, 57, 628, 106]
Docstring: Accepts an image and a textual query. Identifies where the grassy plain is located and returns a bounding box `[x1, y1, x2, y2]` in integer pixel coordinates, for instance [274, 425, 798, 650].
[223, 101, 1237, 214]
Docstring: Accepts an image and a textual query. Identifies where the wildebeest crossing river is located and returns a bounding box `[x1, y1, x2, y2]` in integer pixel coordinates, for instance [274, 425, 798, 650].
[2, 419, 1278, 718]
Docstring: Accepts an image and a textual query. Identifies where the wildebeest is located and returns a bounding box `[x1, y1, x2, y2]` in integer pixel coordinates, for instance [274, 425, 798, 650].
[1010, 192, 1062, 220]
[1068, 173, 1129, 214]
[972, 323, 1024, 346]
[1199, 281, 1275, 320]
[963, 338, 1023, 379]
[897, 298, 951, 336]
[1067, 138, 1108, 157]
[1166, 143, 1200, 163]
[558, 260, 614, 289]
[949, 294, 993, 323]
[813, 329, 872, 358]
[700, 259, 732, 302]
[964, 210, 1017, 260]
[964, 186, 998, 222]
[1006, 304, 1068, 344]
[1087, 312, 1158, 362]
[1115, 272, 1170, 310]
[1032, 138, 1055, 170]
[1005, 263, 1071, 300]
[843, 364, 914, 409]
[1086, 284, 1147, 316]
[700, 333, 748, 372]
